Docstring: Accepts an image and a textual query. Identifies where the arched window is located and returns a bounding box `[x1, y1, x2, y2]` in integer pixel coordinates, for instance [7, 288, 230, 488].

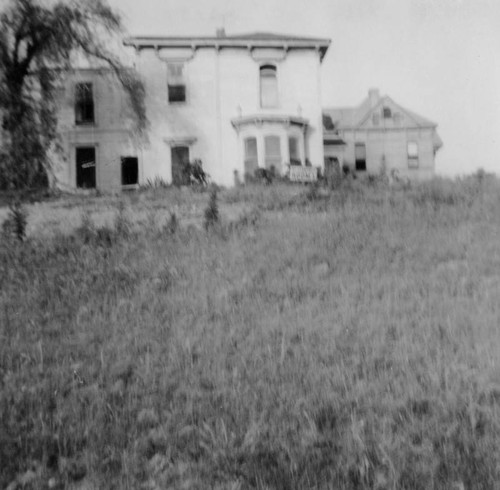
[260, 65, 278, 108]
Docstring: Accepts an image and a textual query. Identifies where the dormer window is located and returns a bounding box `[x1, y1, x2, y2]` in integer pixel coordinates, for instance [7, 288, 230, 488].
[260, 65, 278, 108]
[383, 107, 392, 118]
[168, 63, 186, 103]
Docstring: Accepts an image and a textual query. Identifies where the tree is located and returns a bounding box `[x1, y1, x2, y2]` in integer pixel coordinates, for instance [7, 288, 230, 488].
[0, 0, 147, 191]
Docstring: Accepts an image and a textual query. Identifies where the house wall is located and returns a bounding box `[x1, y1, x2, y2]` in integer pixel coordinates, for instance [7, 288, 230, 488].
[52, 70, 136, 190]
[339, 127, 436, 180]
[136, 46, 325, 187]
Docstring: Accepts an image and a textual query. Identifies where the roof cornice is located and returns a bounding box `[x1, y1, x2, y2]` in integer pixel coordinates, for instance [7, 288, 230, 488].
[123, 36, 331, 61]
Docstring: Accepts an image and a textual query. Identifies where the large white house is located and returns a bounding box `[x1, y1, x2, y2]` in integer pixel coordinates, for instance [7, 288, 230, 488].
[51, 31, 331, 190]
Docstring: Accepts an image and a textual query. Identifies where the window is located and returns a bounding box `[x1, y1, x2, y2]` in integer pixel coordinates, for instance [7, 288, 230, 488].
[75, 83, 94, 125]
[264, 135, 281, 172]
[355, 142, 366, 171]
[383, 107, 392, 119]
[260, 65, 278, 108]
[323, 114, 335, 131]
[288, 137, 301, 166]
[121, 157, 139, 186]
[168, 63, 186, 103]
[408, 142, 419, 168]
[244, 137, 258, 175]
[372, 113, 380, 126]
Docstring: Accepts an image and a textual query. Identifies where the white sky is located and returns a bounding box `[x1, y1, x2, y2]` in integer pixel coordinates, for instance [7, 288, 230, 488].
[108, 0, 500, 176]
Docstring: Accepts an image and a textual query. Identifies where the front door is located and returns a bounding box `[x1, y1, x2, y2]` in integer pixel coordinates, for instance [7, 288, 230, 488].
[76, 147, 96, 189]
[171, 146, 189, 185]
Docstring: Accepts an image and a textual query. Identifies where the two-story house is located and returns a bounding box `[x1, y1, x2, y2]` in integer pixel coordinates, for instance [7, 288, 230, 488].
[52, 31, 331, 190]
[323, 89, 443, 180]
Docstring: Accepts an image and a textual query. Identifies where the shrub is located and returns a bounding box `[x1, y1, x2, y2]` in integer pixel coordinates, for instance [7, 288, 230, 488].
[204, 187, 219, 230]
[2, 200, 28, 241]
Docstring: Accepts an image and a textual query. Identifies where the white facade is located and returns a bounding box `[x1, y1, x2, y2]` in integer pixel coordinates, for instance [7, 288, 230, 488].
[51, 32, 330, 190]
[128, 32, 330, 187]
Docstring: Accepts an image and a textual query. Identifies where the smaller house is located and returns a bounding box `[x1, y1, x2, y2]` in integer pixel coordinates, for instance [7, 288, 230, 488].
[323, 89, 443, 180]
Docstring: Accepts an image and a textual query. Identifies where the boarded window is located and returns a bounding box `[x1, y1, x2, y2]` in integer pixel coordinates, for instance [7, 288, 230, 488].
[355, 142, 366, 171]
[121, 157, 139, 186]
[264, 135, 281, 172]
[168, 63, 186, 103]
[260, 65, 278, 108]
[75, 83, 94, 124]
[244, 137, 258, 175]
[288, 137, 301, 166]
[383, 107, 392, 118]
[408, 141, 419, 168]
[76, 147, 96, 188]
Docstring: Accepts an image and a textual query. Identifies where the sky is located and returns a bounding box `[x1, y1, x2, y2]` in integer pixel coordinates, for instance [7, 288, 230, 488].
[107, 0, 500, 176]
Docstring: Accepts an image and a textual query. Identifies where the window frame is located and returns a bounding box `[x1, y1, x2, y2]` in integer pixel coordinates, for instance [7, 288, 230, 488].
[167, 62, 187, 104]
[260, 64, 279, 108]
[407, 141, 419, 168]
[383, 107, 392, 119]
[75, 82, 95, 126]
[264, 134, 282, 171]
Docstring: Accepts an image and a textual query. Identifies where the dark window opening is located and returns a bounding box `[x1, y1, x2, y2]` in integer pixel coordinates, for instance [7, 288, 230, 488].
[76, 147, 96, 189]
[168, 84, 186, 103]
[75, 83, 94, 125]
[168, 63, 186, 103]
[323, 114, 335, 131]
[121, 157, 139, 186]
[383, 107, 392, 118]
[288, 136, 301, 166]
[355, 143, 366, 171]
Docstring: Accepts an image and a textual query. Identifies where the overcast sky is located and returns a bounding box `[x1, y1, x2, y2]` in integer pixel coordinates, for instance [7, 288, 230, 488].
[108, 0, 500, 176]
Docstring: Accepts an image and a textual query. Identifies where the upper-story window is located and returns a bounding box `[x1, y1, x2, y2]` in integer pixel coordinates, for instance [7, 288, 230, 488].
[260, 65, 278, 108]
[168, 63, 186, 103]
[383, 107, 392, 118]
[75, 82, 94, 125]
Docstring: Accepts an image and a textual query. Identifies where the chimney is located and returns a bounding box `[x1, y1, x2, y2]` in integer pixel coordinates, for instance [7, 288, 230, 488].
[216, 28, 226, 38]
[368, 88, 380, 108]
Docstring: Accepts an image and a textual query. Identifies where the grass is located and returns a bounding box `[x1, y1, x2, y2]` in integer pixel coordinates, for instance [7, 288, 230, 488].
[1, 175, 500, 489]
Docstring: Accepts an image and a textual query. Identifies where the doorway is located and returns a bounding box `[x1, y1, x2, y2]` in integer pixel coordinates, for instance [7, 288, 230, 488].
[171, 146, 189, 185]
[76, 147, 96, 189]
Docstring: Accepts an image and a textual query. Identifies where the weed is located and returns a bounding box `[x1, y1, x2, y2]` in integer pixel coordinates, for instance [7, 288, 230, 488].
[2, 200, 28, 241]
[204, 187, 219, 230]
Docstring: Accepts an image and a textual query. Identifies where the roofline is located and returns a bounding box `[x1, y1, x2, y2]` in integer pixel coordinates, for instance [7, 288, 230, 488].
[123, 36, 331, 61]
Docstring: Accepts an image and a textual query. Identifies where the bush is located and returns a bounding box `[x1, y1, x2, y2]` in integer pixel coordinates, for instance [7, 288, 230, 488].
[2, 200, 28, 241]
[204, 187, 219, 230]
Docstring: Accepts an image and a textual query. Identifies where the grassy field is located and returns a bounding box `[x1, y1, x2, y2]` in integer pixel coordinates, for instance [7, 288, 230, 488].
[1, 175, 500, 489]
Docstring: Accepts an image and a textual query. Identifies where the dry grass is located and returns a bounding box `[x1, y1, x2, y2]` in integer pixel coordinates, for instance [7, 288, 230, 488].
[1, 175, 500, 489]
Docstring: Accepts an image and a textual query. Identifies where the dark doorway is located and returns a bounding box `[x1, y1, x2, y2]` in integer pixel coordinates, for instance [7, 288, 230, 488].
[355, 143, 366, 171]
[171, 146, 189, 185]
[76, 147, 96, 189]
[121, 157, 139, 186]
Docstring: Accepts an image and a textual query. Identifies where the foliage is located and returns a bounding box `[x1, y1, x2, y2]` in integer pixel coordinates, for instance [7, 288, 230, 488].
[0, 0, 147, 191]
[1, 200, 28, 241]
[1, 177, 500, 488]
[204, 187, 219, 230]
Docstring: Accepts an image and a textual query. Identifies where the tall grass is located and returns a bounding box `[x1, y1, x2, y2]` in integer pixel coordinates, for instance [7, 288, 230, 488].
[1, 176, 500, 489]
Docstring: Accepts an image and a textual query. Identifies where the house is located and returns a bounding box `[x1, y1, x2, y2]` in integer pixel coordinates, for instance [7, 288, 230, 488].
[51, 30, 331, 190]
[323, 89, 443, 180]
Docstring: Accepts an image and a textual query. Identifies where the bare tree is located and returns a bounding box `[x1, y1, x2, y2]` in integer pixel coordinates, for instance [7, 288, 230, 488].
[0, 0, 147, 191]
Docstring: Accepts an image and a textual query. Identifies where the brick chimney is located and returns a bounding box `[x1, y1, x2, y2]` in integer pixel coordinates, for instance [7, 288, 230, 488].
[368, 88, 380, 108]
[216, 28, 226, 38]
